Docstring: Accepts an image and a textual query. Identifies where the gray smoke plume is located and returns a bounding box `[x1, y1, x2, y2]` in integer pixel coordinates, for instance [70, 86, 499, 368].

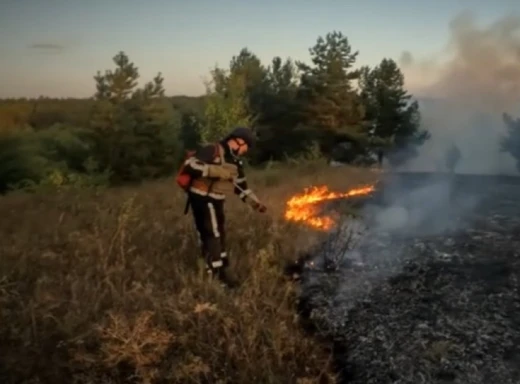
[303, 12, 520, 322]
[398, 11, 520, 174]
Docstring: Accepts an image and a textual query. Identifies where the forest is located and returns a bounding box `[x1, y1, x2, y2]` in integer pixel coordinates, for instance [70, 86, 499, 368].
[0, 30, 519, 193]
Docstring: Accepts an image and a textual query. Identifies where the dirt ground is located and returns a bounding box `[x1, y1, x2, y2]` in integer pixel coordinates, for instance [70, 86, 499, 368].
[301, 173, 520, 384]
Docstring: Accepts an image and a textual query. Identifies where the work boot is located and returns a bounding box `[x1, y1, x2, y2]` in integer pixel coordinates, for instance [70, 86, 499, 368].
[222, 257, 229, 268]
[214, 267, 239, 289]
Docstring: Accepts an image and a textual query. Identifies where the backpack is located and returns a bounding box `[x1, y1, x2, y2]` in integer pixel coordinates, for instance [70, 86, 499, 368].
[175, 149, 197, 191]
[175, 144, 220, 192]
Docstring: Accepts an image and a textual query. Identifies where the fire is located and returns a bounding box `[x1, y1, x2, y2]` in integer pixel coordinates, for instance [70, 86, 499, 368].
[284, 185, 375, 230]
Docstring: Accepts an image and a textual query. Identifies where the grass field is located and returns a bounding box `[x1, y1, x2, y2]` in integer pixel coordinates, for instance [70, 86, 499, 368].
[0, 161, 378, 384]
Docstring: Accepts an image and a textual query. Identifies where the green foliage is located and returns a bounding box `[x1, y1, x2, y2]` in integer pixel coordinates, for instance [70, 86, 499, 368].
[0, 32, 437, 193]
[9, 164, 111, 194]
[501, 113, 520, 171]
[201, 66, 253, 143]
[179, 112, 203, 152]
[359, 58, 429, 166]
[251, 57, 306, 163]
[0, 126, 110, 194]
[0, 131, 48, 193]
[171, 95, 207, 117]
[90, 51, 180, 182]
[229, 48, 270, 118]
[296, 31, 367, 155]
[35, 124, 95, 171]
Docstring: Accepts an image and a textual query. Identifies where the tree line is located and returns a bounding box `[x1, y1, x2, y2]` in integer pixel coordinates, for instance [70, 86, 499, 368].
[0, 31, 519, 193]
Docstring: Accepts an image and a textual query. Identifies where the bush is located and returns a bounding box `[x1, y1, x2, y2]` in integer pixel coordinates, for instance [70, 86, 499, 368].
[0, 130, 50, 193]
[0, 125, 110, 194]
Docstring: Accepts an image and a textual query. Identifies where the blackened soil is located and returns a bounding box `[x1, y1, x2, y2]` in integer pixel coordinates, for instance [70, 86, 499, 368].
[300, 173, 520, 384]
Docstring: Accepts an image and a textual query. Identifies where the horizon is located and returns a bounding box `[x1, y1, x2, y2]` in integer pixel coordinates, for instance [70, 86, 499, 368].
[1, 0, 519, 99]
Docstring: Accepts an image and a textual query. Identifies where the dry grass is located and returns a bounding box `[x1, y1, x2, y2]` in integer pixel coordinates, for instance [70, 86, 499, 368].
[0, 160, 378, 384]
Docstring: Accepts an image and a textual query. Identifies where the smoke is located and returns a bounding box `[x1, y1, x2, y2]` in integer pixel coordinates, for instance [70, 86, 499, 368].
[366, 175, 479, 236]
[300, 173, 480, 327]
[303, 12, 520, 318]
[305, 12, 520, 310]
[398, 11, 520, 174]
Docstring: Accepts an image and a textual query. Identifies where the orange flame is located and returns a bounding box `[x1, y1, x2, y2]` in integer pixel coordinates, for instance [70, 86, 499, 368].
[284, 185, 375, 230]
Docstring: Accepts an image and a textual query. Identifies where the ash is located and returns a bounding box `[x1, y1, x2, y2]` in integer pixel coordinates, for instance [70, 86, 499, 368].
[300, 174, 520, 384]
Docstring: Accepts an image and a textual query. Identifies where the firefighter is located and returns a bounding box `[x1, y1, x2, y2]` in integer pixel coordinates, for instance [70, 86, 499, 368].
[182, 127, 267, 288]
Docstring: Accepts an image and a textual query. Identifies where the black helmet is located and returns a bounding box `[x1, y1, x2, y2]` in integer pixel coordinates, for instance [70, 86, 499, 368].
[225, 126, 256, 148]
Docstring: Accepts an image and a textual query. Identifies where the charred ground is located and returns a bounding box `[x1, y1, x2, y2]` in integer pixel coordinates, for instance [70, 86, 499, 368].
[300, 173, 520, 384]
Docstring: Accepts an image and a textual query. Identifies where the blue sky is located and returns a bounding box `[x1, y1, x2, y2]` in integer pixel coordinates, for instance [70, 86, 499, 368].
[0, 0, 518, 98]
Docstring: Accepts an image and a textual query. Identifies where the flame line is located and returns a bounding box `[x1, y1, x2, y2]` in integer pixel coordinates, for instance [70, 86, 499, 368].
[284, 184, 375, 230]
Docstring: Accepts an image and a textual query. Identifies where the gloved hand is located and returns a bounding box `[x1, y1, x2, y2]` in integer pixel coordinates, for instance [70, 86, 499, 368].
[207, 164, 238, 180]
[251, 201, 267, 213]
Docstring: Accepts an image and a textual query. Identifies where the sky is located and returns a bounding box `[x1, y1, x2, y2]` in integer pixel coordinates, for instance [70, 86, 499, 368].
[0, 0, 519, 98]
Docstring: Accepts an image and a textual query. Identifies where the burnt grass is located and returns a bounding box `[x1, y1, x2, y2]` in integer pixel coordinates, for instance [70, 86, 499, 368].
[298, 173, 520, 384]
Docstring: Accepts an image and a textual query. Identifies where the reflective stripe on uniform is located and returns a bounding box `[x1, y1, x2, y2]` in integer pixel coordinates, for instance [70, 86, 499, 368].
[189, 187, 225, 200]
[207, 202, 220, 238]
[211, 259, 223, 268]
[185, 157, 209, 177]
[239, 188, 252, 199]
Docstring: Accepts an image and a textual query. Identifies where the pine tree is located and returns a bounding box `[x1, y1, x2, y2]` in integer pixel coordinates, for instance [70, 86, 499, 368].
[296, 31, 366, 155]
[90, 51, 178, 182]
[359, 58, 429, 166]
[254, 56, 308, 162]
[229, 48, 270, 120]
[201, 66, 252, 144]
[264, 56, 299, 124]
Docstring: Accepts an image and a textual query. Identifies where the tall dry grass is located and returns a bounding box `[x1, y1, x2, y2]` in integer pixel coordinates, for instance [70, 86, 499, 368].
[0, 161, 378, 384]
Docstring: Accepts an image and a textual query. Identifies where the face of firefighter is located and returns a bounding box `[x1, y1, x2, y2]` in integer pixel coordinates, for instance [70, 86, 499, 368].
[227, 138, 249, 156]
